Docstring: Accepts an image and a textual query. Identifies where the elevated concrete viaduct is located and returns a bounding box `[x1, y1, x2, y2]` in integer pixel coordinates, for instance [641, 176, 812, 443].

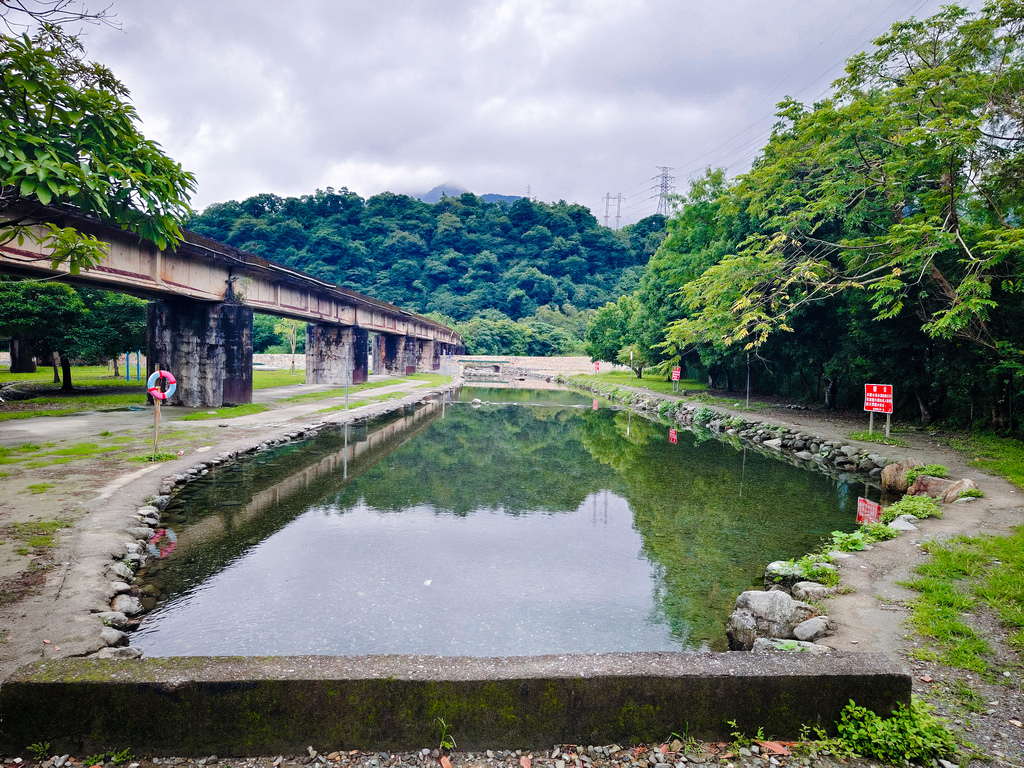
[0, 204, 463, 407]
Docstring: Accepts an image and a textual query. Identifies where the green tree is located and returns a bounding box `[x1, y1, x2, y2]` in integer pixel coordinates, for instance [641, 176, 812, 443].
[585, 294, 640, 367]
[274, 318, 305, 373]
[0, 278, 86, 389]
[672, 2, 1024, 357]
[0, 27, 196, 273]
[75, 288, 146, 374]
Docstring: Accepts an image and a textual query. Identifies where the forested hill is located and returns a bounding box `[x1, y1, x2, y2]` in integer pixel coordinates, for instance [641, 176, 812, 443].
[187, 189, 666, 325]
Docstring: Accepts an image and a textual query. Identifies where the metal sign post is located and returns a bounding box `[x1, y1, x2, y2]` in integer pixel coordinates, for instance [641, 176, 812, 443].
[146, 370, 176, 459]
[864, 384, 893, 437]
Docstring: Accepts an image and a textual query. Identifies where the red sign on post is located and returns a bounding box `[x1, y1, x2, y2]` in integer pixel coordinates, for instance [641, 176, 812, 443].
[864, 384, 893, 413]
[856, 497, 882, 525]
[671, 367, 681, 382]
[593, 399, 599, 411]
[594, 361, 600, 372]
[669, 428, 678, 444]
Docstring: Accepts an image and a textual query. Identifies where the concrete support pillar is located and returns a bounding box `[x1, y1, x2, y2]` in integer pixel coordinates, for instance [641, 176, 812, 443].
[397, 336, 418, 375]
[415, 339, 436, 372]
[381, 335, 399, 375]
[372, 334, 386, 376]
[147, 301, 253, 408]
[306, 325, 369, 385]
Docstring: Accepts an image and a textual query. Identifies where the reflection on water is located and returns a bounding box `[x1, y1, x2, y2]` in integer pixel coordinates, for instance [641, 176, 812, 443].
[134, 386, 871, 656]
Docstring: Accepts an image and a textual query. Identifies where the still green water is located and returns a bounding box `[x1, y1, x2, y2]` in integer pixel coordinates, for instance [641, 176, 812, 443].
[134, 386, 867, 656]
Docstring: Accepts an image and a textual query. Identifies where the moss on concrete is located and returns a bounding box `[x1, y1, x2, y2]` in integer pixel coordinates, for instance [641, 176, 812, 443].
[0, 653, 910, 755]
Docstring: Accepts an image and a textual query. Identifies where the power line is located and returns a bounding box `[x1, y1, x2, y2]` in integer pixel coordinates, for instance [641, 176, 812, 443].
[607, 0, 938, 218]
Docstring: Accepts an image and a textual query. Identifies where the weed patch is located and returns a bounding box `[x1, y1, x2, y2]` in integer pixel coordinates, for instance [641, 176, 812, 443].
[847, 430, 909, 447]
[900, 528, 1024, 675]
[836, 699, 958, 763]
[881, 495, 943, 524]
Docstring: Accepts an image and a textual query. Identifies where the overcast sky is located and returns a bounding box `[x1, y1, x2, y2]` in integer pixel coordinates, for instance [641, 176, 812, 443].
[75, 0, 955, 225]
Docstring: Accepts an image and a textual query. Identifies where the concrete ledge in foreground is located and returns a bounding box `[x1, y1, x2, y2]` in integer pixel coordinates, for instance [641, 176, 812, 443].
[0, 652, 909, 755]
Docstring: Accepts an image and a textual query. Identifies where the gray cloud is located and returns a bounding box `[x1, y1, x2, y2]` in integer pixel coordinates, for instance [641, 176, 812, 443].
[81, 0, 955, 224]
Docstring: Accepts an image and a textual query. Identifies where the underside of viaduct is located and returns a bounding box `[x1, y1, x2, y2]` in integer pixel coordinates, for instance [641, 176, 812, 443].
[0, 204, 464, 407]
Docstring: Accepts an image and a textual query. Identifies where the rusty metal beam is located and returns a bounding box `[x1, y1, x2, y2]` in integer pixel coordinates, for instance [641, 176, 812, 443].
[0, 204, 461, 344]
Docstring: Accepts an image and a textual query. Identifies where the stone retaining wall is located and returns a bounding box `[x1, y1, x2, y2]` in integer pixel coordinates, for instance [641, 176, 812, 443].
[557, 377, 889, 486]
[0, 653, 909, 753]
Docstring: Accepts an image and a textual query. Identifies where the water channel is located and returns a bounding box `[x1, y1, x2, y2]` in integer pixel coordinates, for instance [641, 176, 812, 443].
[133, 385, 873, 656]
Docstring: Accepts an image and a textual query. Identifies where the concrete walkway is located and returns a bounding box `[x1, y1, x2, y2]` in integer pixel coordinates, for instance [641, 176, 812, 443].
[0, 376, 434, 445]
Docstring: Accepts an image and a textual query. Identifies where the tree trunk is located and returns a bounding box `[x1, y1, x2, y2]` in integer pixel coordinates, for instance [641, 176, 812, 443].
[915, 386, 946, 426]
[61, 355, 73, 392]
[823, 376, 838, 410]
[9, 337, 36, 373]
[991, 374, 1012, 431]
[112, 356, 120, 378]
[724, 368, 734, 392]
[51, 352, 61, 384]
[706, 365, 718, 390]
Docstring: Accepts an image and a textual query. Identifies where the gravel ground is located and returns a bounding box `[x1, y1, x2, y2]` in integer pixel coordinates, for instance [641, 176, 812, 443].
[4, 741, 904, 768]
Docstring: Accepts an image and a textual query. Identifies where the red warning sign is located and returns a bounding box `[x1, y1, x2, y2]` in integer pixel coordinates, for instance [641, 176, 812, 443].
[671, 367, 681, 381]
[669, 428, 678, 444]
[864, 384, 893, 413]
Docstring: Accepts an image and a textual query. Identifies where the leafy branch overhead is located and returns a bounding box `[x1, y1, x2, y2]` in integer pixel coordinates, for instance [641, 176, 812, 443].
[0, 25, 195, 273]
[665, 0, 1024, 358]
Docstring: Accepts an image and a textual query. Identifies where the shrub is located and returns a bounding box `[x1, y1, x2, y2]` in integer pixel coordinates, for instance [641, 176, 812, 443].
[836, 699, 958, 763]
[905, 463, 948, 485]
[958, 488, 984, 499]
[693, 406, 716, 425]
[881, 495, 943, 524]
[862, 523, 899, 542]
[831, 529, 869, 552]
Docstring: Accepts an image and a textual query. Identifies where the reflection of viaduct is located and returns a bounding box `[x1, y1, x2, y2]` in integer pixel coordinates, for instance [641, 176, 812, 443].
[170, 400, 442, 560]
[0, 205, 463, 406]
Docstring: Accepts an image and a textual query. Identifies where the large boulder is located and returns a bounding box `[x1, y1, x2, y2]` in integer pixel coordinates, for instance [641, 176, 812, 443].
[880, 458, 924, 493]
[726, 590, 817, 651]
[793, 616, 834, 641]
[792, 581, 833, 601]
[764, 560, 835, 592]
[908, 475, 954, 499]
[942, 478, 981, 503]
[751, 637, 831, 654]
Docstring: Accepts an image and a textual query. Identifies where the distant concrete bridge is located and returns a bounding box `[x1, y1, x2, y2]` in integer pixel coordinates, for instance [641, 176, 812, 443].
[0, 204, 463, 407]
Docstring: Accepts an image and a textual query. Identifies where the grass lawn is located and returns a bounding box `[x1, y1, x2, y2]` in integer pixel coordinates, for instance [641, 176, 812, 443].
[946, 433, 1024, 489]
[253, 369, 306, 388]
[585, 370, 706, 394]
[179, 403, 271, 421]
[0, 365, 146, 388]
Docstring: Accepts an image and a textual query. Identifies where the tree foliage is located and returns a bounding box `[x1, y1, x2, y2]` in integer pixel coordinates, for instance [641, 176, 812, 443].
[0, 26, 195, 272]
[188, 189, 664, 354]
[669, 1, 1024, 357]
